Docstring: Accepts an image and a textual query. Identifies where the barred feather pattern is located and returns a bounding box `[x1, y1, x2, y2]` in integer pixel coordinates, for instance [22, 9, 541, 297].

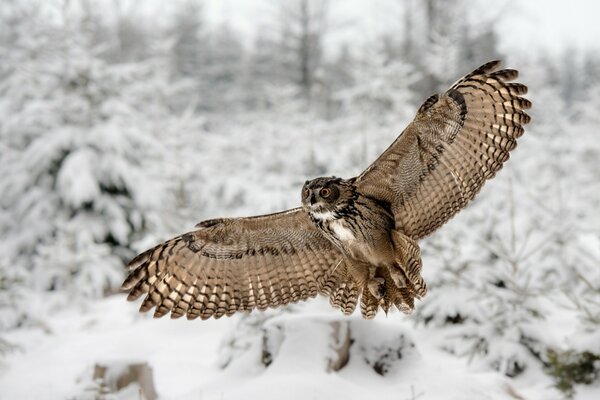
[355, 270, 419, 319]
[357, 60, 531, 240]
[319, 262, 360, 315]
[392, 230, 427, 298]
[121, 209, 343, 320]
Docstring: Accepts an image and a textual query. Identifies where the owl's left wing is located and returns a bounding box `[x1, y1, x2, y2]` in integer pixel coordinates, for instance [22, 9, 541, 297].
[356, 60, 531, 239]
[121, 208, 344, 320]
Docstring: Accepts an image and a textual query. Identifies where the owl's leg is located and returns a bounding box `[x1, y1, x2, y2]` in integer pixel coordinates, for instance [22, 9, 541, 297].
[345, 261, 390, 318]
[352, 263, 383, 299]
[366, 267, 398, 314]
[367, 276, 386, 299]
[390, 230, 427, 298]
[359, 266, 383, 319]
[389, 266, 409, 289]
[344, 259, 370, 286]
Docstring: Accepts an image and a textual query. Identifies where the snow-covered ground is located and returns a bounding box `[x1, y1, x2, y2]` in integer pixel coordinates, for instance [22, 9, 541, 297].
[2, 295, 591, 400]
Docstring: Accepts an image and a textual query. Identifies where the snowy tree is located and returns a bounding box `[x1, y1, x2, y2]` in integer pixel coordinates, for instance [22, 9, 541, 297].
[110, 5, 152, 63]
[169, 2, 246, 112]
[275, 0, 329, 103]
[415, 179, 557, 377]
[386, 0, 501, 98]
[242, 30, 283, 109]
[204, 24, 245, 112]
[0, 2, 200, 329]
[337, 52, 419, 118]
[169, 0, 207, 82]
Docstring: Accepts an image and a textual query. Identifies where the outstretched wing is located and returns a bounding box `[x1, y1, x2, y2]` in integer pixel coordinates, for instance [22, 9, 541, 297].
[121, 208, 343, 320]
[356, 60, 531, 239]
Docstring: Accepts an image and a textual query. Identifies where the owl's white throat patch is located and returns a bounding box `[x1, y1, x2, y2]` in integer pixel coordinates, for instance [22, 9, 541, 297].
[310, 210, 337, 222]
[311, 210, 355, 241]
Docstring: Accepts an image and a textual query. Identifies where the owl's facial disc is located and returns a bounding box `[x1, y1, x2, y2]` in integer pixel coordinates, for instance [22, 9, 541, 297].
[302, 177, 341, 212]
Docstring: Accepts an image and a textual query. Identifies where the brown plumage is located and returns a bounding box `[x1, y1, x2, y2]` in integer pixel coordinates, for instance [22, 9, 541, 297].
[122, 60, 531, 320]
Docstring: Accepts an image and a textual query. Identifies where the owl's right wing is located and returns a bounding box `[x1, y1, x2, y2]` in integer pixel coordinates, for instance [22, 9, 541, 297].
[121, 208, 344, 320]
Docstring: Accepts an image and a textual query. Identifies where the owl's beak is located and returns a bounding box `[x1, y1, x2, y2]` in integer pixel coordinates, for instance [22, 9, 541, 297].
[309, 192, 317, 205]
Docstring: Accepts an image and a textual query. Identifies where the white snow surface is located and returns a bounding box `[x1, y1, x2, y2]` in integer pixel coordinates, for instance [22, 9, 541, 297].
[1, 296, 588, 400]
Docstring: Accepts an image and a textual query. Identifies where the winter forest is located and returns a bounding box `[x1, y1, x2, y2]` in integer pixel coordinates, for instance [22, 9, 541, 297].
[1, 0, 599, 398]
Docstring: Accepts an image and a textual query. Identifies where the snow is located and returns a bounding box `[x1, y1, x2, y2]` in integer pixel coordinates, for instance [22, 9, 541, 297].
[1, 1, 600, 399]
[0, 297, 225, 399]
[57, 149, 101, 209]
[0, 297, 564, 400]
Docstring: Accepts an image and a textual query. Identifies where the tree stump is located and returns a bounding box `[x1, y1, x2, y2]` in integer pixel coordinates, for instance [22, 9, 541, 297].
[93, 361, 158, 400]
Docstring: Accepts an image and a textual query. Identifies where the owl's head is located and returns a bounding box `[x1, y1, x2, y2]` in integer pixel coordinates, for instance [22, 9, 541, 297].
[301, 176, 356, 215]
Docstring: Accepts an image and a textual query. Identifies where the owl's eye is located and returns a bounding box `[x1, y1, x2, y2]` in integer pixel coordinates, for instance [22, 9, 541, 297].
[303, 188, 310, 198]
[320, 188, 331, 198]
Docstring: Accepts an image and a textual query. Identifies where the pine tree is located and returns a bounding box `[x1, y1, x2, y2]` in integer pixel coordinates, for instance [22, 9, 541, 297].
[0, 2, 199, 329]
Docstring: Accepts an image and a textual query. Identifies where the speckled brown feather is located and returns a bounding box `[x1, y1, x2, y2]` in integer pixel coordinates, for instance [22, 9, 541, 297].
[357, 60, 531, 240]
[122, 209, 342, 319]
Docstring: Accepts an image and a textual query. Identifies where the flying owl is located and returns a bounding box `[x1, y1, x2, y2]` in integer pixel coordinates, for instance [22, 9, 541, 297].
[122, 60, 531, 320]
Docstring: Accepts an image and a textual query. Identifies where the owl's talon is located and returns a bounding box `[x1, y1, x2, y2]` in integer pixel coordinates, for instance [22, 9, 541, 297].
[367, 277, 386, 299]
[390, 269, 408, 288]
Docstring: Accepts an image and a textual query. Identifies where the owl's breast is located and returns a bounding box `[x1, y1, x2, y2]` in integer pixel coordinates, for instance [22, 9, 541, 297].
[324, 218, 383, 264]
[329, 220, 356, 242]
[308, 201, 394, 265]
[309, 211, 356, 251]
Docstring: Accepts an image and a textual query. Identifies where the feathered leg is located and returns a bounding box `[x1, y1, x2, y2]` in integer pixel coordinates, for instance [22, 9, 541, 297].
[387, 230, 428, 313]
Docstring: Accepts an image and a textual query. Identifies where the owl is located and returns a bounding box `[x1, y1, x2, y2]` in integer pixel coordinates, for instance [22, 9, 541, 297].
[122, 60, 530, 320]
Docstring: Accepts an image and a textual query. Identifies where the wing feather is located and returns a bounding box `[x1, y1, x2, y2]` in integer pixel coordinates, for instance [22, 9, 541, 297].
[122, 208, 342, 319]
[356, 60, 530, 239]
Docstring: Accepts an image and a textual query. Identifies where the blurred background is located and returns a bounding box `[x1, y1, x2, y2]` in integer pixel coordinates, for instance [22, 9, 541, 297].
[0, 0, 599, 399]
